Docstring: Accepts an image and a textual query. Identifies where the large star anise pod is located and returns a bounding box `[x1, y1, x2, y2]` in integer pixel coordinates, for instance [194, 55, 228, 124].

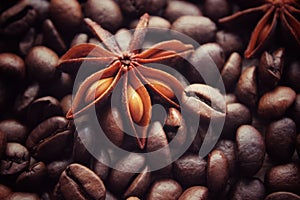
[57, 14, 194, 149]
[219, 0, 300, 58]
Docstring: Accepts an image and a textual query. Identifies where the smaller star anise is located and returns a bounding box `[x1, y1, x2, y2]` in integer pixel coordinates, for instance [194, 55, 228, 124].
[219, 0, 300, 58]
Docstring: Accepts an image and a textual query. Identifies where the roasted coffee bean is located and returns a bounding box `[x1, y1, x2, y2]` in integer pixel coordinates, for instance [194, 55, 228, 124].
[47, 159, 71, 182]
[58, 163, 106, 200]
[0, 80, 10, 111]
[106, 191, 118, 200]
[290, 94, 300, 126]
[163, 1, 202, 23]
[214, 140, 237, 176]
[258, 86, 296, 119]
[45, 72, 73, 99]
[179, 186, 209, 200]
[0, 184, 12, 199]
[6, 192, 40, 200]
[84, 0, 122, 32]
[216, 30, 243, 57]
[265, 163, 300, 194]
[0, 119, 27, 143]
[119, 0, 167, 16]
[182, 84, 226, 121]
[265, 118, 297, 163]
[50, 0, 82, 34]
[146, 179, 182, 200]
[26, 46, 59, 82]
[0, 142, 29, 175]
[173, 154, 206, 187]
[71, 33, 89, 47]
[285, 60, 300, 92]
[203, 0, 232, 21]
[172, 16, 216, 44]
[91, 150, 110, 181]
[0, 129, 6, 158]
[230, 178, 265, 200]
[297, 134, 300, 158]
[0, 53, 25, 80]
[221, 52, 242, 90]
[26, 116, 72, 162]
[265, 192, 300, 200]
[19, 28, 36, 56]
[236, 125, 265, 177]
[236, 66, 258, 108]
[60, 95, 72, 116]
[130, 16, 171, 30]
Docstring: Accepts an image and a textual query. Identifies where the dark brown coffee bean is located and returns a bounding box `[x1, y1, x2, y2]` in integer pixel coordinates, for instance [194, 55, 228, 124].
[19, 28, 36, 56]
[290, 94, 300, 126]
[173, 154, 207, 187]
[84, 0, 123, 32]
[172, 16, 216, 44]
[0, 119, 27, 143]
[214, 140, 237, 176]
[0, 142, 29, 175]
[0, 129, 6, 158]
[164, 1, 202, 23]
[7, 192, 40, 200]
[0, 80, 10, 111]
[265, 192, 300, 200]
[91, 150, 110, 181]
[230, 178, 265, 200]
[236, 125, 265, 177]
[179, 186, 209, 200]
[216, 30, 243, 57]
[146, 179, 182, 200]
[71, 33, 89, 47]
[26, 46, 59, 82]
[47, 159, 71, 182]
[258, 86, 296, 119]
[182, 84, 226, 121]
[285, 60, 300, 93]
[265, 118, 296, 163]
[119, 0, 167, 16]
[0, 184, 12, 199]
[236, 66, 258, 108]
[0, 53, 25, 80]
[44, 73, 73, 99]
[265, 163, 300, 194]
[221, 52, 242, 90]
[58, 163, 106, 200]
[49, 0, 82, 34]
[203, 0, 232, 21]
[106, 190, 118, 200]
[26, 116, 72, 162]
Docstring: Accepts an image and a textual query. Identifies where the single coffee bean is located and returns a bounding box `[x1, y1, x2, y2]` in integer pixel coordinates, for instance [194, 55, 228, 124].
[0, 184, 12, 199]
[221, 52, 242, 91]
[265, 118, 297, 163]
[91, 150, 111, 181]
[230, 178, 265, 200]
[26, 0, 50, 22]
[0, 129, 6, 158]
[236, 125, 265, 177]
[214, 140, 237, 176]
[236, 66, 258, 108]
[71, 33, 89, 47]
[265, 192, 300, 200]
[146, 179, 182, 200]
[216, 30, 243, 57]
[47, 159, 71, 182]
[265, 163, 300, 194]
[26, 46, 59, 82]
[0, 142, 29, 175]
[172, 16, 216, 44]
[0, 119, 27, 143]
[163, 0, 202, 23]
[178, 186, 209, 200]
[84, 0, 123, 32]
[0, 53, 25, 80]
[203, 0, 232, 21]
[58, 163, 106, 200]
[119, 0, 167, 16]
[7, 192, 40, 200]
[285, 60, 300, 93]
[173, 154, 207, 187]
[258, 86, 296, 119]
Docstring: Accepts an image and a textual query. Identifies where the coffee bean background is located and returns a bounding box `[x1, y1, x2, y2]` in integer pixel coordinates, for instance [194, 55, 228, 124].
[0, 0, 300, 199]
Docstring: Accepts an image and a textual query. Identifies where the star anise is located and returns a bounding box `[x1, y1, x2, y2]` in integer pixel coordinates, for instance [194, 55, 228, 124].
[57, 14, 194, 149]
[219, 0, 300, 58]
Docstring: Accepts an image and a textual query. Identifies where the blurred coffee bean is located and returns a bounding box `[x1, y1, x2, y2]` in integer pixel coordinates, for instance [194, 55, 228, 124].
[265, 192, 300, 200]
[172, 16, 216, 44]
[7, 192, 39, 200]
[163, 1, 202, 23]
[0, 119, 27, 143]
[119, 0, 167, 16]
[91, 150, 110, 181]
[230, 178, 265, 200]
[236, 125, 265, 177]
[258, 86, 296, 119]
[222, 103, 251, 138]
[173, 154, 206, 187]
[26, 46, 59, 82]
[0, 129, 6, 158]
[265, 163, 300, 194]
[26, 0, 50, 22]
[225, 93, 238, 104]
[50, 0, 82, 34]
[26, 116, 72, 162]
[290, 94, 300, 126]
[0, 142, 29, 175]
[19, 28, 36, 56]
[16, 162, 47, 192]
[214, 140, 237, 176]
[106, 190, 118, 200]
[146, 179, 182, 200]
[285, 60, 300, 93]
[216, 30, 243, 57]
[0, 53, 25, 80]
[0, 184, 12, 199]
[221, 52, 242, 91]
[84, 0, 122, 32]
[203, 0, 232, 21]
[178, 186, 209, 200]
[58, 163, 106, 200]
[0, 80, 10, 111]
[71, 33, 89, 47]
[265, 118, 296, 163]
[130, 16, 171, 30]
[47, 159, 71, 182]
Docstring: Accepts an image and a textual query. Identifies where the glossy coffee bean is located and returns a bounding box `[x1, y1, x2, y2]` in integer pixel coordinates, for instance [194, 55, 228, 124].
[214, 140, 237, 176]
[236, 125, 265, 177]
[0, 53, 25, 80]
[216, 31, 243, 57]
[179, 186, 209, 200]
[265, 192, 300, 200]
[265, 118, 297, 163]
[6, 192, 40, 200]
[258, 86, 296, 119]
[146, 179, 182, 200]
[0, 119, 27, 143]
[221, 52, 242, 90]
[230, 178, 265, 200]
[172, 16, 216, 44]
[58, 163, 106, 200]
[0, 184, 12, 199]
[265, 163, 300, 194]
[163, 1, 202, 22]
[203, 0, 232, 21]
